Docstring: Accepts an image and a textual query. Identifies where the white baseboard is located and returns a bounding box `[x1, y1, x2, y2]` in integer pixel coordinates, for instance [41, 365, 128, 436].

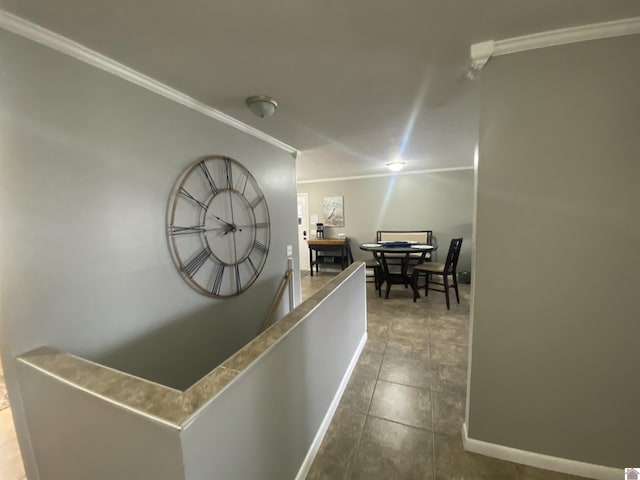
[294, 332, 368, 480]
[462, 423, 623, 480]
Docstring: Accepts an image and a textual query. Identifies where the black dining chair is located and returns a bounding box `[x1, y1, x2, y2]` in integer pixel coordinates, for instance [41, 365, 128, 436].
[411, 238, 463, 309]
[365, 258, 382, 296]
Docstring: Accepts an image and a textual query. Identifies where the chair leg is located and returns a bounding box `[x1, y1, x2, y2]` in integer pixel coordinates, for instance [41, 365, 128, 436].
[375, 266, 382, 297]
[385, 281, 392, 299]
[453, 272, 460, 304]
[373, 266, 378, 292]
[443, 274, 450, 310]
[411, 270, 420, 302]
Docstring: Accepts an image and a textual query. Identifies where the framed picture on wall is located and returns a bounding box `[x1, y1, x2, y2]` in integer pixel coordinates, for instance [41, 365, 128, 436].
[322, 196, 344, 227]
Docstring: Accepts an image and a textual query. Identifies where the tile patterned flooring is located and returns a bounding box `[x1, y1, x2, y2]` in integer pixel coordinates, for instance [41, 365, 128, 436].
[0, 273, 589, 480]
[0, 408, 26, 480]
[303, 272, 588, 480]
[0, 359, 27, 480]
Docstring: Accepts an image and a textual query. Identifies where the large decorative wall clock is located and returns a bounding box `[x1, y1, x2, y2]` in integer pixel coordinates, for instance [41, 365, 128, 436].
[167, 156, 270, 297]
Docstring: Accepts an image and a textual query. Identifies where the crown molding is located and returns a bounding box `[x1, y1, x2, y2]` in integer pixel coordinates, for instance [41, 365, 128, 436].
[471, 16, 640, 70]
[296, 165, 474, 184]
[470, 41, 495, 70]
[0, 10, 299, 157]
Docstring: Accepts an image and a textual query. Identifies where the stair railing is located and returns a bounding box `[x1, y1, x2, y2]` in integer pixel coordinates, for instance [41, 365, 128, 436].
[260, 258, 294, 333]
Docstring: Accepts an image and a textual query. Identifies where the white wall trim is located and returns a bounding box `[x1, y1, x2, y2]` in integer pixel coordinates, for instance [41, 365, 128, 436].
[471, 16, 640, 69]
[470, 41, 495, 70]
[297, 165, 474, 184]
[461, 424, 623, 480]
[0, 9, 299, 157]
[294, 332, 367, 480]
[464, 145, 479, 428]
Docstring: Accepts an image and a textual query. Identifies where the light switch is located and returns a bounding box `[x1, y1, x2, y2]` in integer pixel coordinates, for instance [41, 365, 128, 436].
[286, 245, 293, 256]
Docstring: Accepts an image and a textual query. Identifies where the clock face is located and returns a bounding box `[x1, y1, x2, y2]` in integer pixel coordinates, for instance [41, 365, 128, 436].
[167, 156, 270, 297]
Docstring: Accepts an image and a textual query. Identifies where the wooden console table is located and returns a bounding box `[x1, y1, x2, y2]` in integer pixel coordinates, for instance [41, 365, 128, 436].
[307, 238, 354, 276]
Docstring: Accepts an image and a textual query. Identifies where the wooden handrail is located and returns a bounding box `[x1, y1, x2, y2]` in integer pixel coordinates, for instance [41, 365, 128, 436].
[259, 268, 293, 333]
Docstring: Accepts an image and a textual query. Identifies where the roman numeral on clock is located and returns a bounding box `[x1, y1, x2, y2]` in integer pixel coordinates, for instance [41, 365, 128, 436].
[240, 172, 249, 195]
[250, 195, 264, 209]
[224, 157, 233, 189]
[234, 265, 241, 293]
[183, 247, 211, 277]
[210, 263, 225, 295]
[254, 240, 268, 254]
[180, 187, 207, 210]
[199, 163, 218, 195]
[246, 257, 258, 275]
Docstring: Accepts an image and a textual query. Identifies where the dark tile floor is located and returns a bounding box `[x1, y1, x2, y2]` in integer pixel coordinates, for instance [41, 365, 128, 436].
[301, 271, 588, 480]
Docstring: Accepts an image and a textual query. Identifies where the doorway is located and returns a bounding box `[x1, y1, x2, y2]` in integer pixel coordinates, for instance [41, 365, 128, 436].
[297, 193, 310, 272]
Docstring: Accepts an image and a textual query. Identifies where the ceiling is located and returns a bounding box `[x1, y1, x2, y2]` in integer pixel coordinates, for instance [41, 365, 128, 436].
[2, 1, 640, 181]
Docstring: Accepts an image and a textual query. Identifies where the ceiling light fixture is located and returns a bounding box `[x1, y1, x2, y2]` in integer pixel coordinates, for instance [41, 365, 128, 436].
[245, 95, 278, 118]
[386, 161, 405, 172]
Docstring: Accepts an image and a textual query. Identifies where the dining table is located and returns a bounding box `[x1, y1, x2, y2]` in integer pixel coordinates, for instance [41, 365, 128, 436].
[360, 242, 436, 299]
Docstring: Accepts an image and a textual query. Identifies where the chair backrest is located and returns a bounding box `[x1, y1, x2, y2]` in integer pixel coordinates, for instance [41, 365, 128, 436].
[444, 238, 463, 274]
[376, 230, 432, 244]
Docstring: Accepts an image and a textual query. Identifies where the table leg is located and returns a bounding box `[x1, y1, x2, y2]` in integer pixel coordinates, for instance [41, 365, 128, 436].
[377, 253, 393, 299]
[401, 254, 410, 287]
[309, 247, 314, 277]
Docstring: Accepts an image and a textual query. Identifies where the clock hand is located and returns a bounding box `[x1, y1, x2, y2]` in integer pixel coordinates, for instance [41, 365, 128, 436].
[220, 227, 243, 236]
[211, 222, 242, 235]
[170, 225, 229, 235]
[235, 223, 266, 229]
[227, 188, 237, 228]
[208, 214, 235, 228]
[208, 215, 242, 233]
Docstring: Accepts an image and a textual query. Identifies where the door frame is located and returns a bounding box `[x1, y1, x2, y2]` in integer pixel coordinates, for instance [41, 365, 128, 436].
[297, 193, 309, 272]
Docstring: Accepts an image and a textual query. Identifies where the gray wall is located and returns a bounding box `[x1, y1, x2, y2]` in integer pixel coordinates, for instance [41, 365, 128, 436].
[17, 361, 185, 480]
[298, 169, 474, 272]
[0, 29, 299, 476]
[468, 35, 640, 467]
[182, 264, 367, 480]
[13, 264, 366, 480]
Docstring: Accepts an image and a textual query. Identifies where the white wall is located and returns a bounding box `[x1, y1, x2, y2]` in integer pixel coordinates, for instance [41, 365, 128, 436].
[298, 169, 474, 272]
[0, 28, 299, 477]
